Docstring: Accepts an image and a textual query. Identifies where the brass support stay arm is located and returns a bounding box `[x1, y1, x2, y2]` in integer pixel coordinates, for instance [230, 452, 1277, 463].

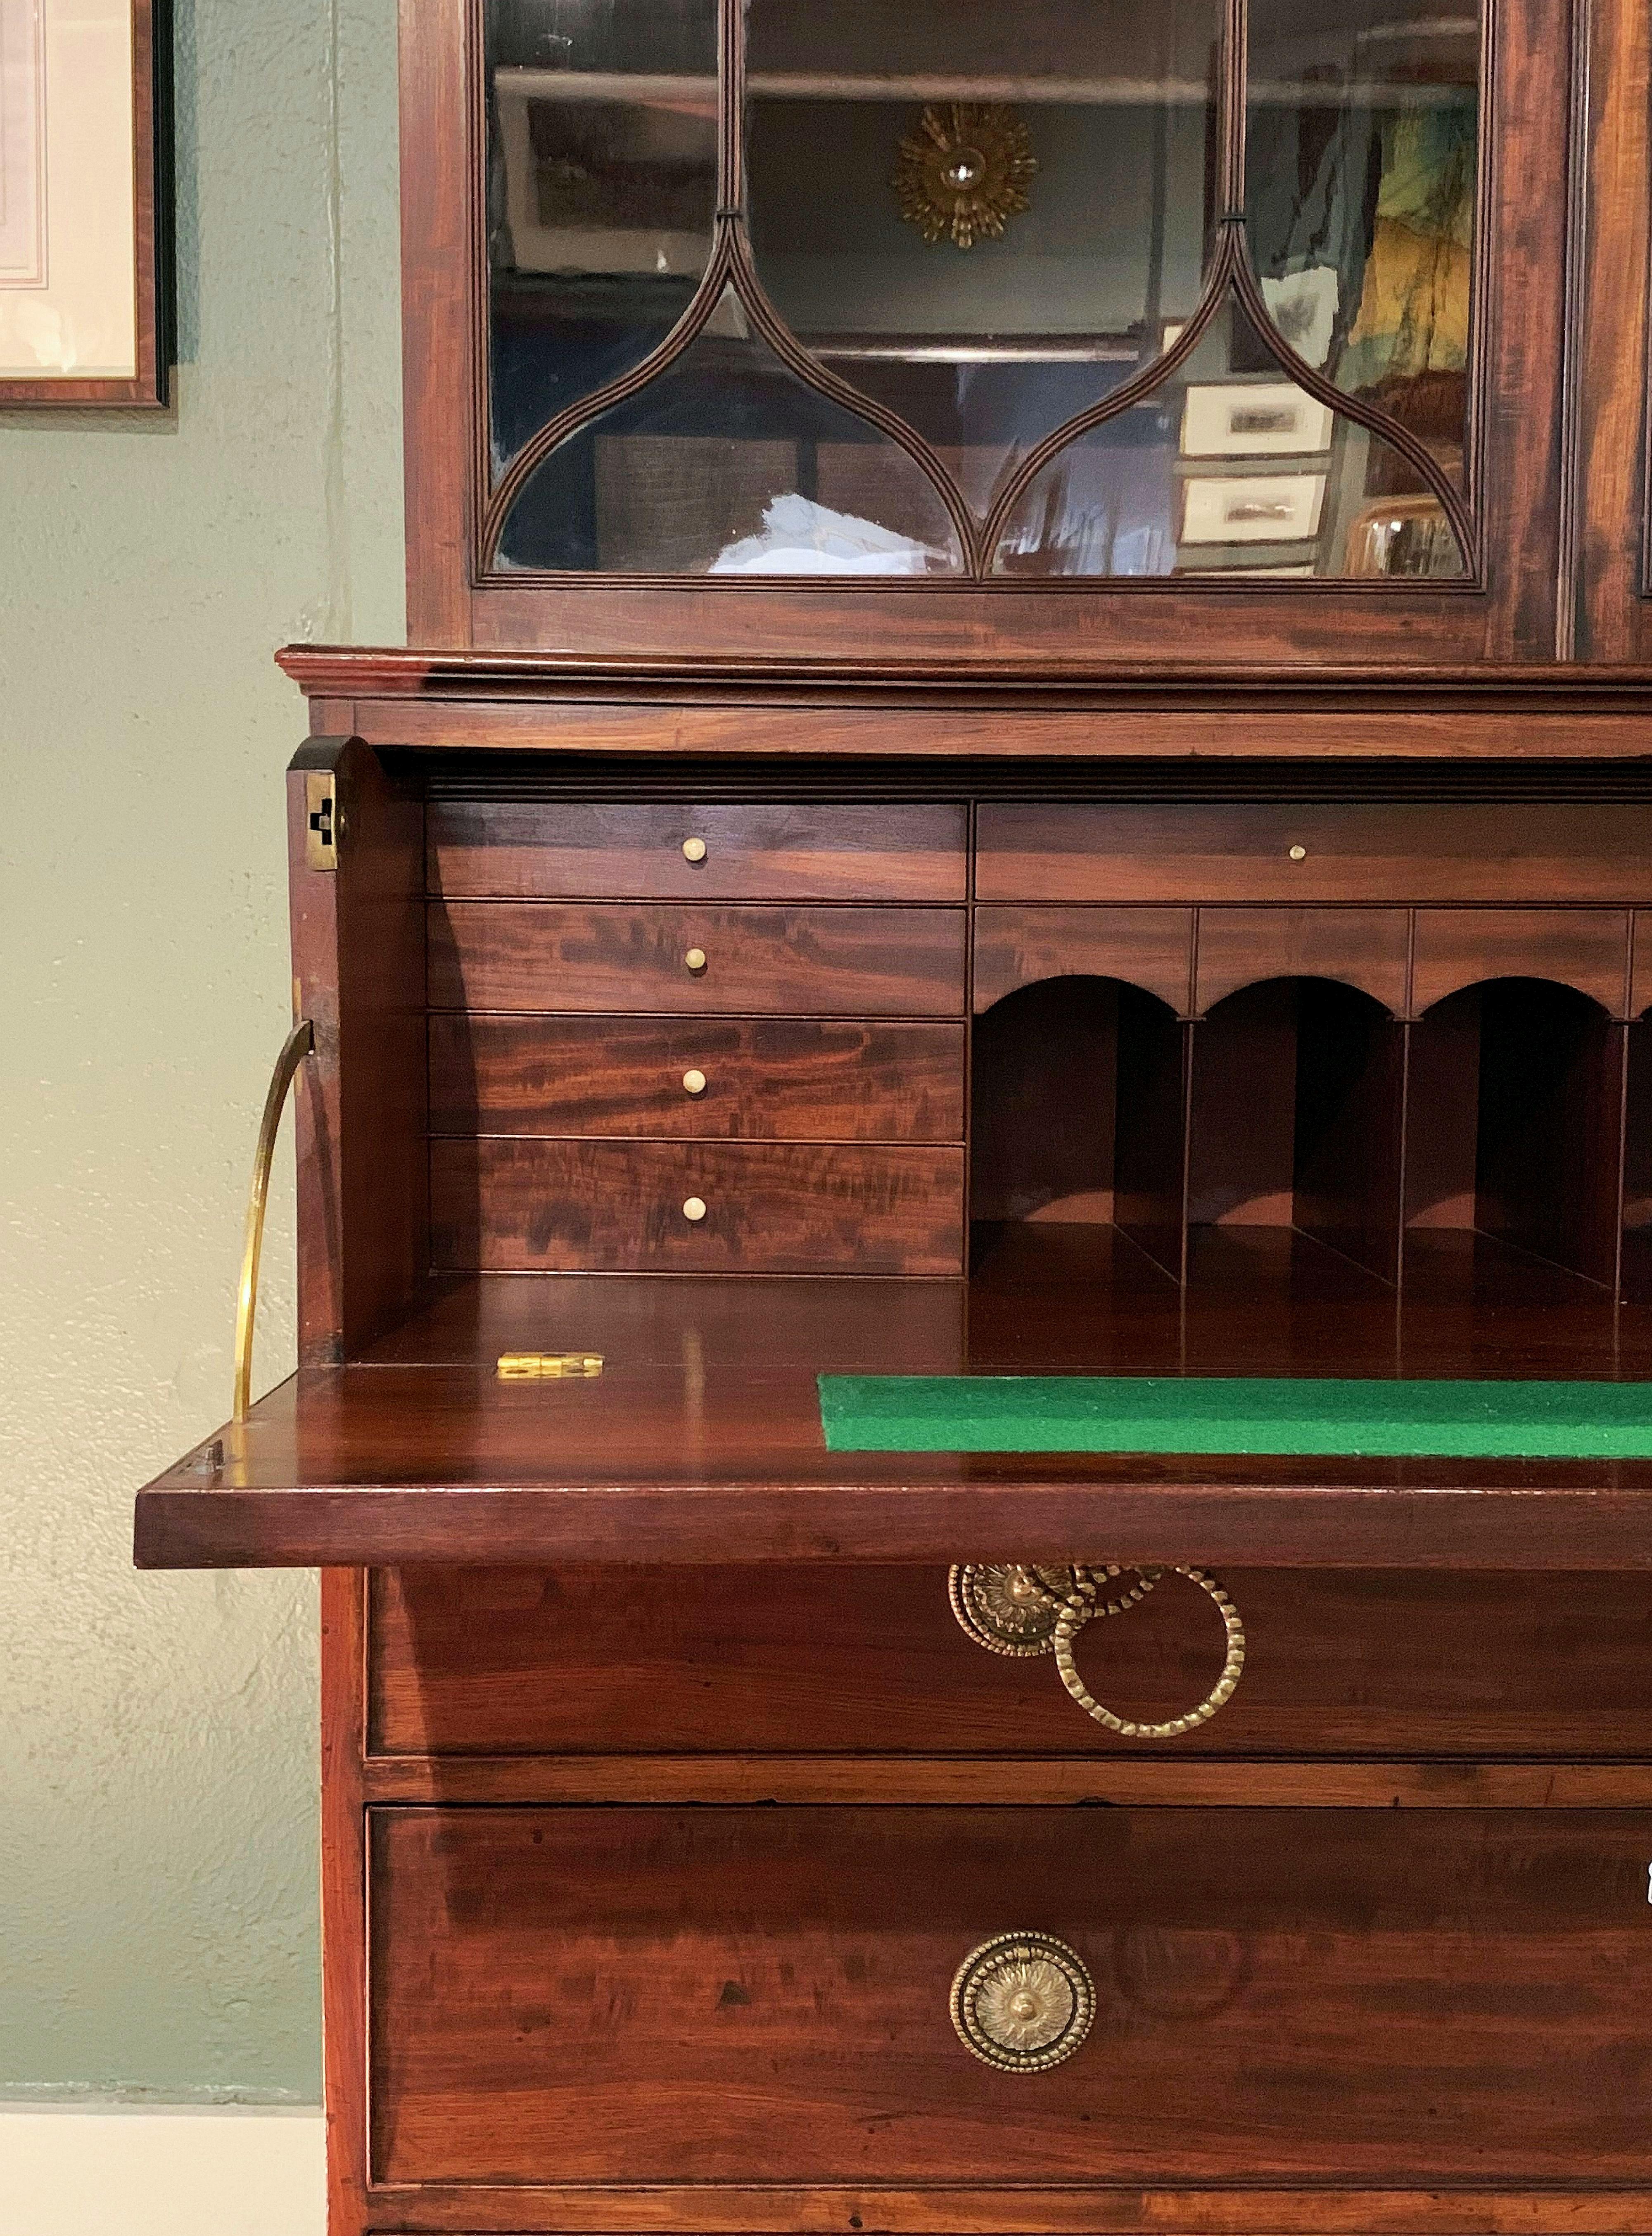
[233, 1019, 315, 1423]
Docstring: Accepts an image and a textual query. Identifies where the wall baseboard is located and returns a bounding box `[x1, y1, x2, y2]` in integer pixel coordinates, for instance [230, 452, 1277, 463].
[0, 2105, 324, 2236]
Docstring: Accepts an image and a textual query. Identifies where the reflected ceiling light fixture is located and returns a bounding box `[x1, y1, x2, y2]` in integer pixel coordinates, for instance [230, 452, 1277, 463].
[892, 102, 1037, 250]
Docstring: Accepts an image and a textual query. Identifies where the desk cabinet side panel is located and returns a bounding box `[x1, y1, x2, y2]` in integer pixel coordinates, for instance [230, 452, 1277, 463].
[322, 1566, 370, 2236]
[288, 739, 428, 1365]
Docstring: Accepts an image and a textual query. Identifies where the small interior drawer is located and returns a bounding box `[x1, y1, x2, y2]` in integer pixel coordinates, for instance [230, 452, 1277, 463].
[369, 1804, 1652, 2186]
[428, 800, 968, 901]
[976, 803, 1652, 904]
[430, 1138, 966, 1273]
[427, 901, 968, 1016]
[368, 1566, 1652, 1760]
[428, 1015, 965, 1141]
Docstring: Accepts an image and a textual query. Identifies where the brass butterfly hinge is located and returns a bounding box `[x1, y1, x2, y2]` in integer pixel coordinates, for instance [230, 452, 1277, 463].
[497, 1352, 605, 1380]
[304, 771, 338, 871]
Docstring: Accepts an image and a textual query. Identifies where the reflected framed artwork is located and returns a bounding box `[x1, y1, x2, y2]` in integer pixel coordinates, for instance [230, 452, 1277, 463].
[0, 0, 167, 404]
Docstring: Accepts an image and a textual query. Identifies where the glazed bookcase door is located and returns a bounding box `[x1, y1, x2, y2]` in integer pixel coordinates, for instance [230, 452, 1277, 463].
[400, 0, 1568, 660]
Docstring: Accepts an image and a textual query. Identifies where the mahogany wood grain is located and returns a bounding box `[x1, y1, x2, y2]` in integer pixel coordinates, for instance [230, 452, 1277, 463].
[132, 1244, 1652, 1570]
[461, 589, 1502, 673]
[397, 0, 470, 644]
[1479, 0, 1571, 661]
[1410, 910, 1633, 1018]
[970, 980, 1122, 1228]
[1293, 1001, 1408, 1283]
[977, 806, 1652, 905]
[1622, 1022, 1652, 1302]
[367, 1565, 1652, 1761]
[1194, 909, 1410, 1017]
[287, 741, 428, 1366]
[1576, 0, 1652, 661]
[318, 2193, 1652, 2236]
[1471, 996, 1626, 1289]
[1630, 913, 1652, 1019]
[320, 1568, 368, 2236]
[973, 908, 1194, 1016]
[318, 692, 1652, 761]
[428, 801, 967, 901]
[1187, 984, 1301, 1232]
[282, 643, 1652, 705]
[429, 1015, 966, 1141]
[427, 902, 967, 1017]
[1187, 985, 1410, 1283]
[354, 1267, 967, 1368]
[369, 1806, 1652, 2186]
[323, 2188, 1652, 2236]
[359, 1756, 1652, 1811]
[1405, 986, 1628, 1290]
[430, 1138, 966, 1274]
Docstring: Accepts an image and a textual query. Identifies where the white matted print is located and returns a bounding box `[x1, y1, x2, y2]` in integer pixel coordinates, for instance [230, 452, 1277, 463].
[0, 0, 139, 383]
[0, 0, 46, 285]
[1181, 383, 1335, 460]
[1180, 473, 1328, 546]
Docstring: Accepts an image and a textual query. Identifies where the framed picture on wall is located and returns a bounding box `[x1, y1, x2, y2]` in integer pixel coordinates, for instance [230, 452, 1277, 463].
[1, 0, 168, 405]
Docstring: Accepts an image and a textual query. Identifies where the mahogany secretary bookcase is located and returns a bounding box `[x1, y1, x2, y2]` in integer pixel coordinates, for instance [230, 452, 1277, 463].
[137, 0, 1652, 2230]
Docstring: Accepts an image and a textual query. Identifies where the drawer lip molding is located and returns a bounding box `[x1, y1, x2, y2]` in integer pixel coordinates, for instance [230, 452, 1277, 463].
[354, 1756, 1652, 1809]
[349, 2185, 1652, 2233]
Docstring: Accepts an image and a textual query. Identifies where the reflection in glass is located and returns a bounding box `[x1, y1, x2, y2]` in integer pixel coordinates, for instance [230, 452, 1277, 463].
[486, 0, 719, 475]
[1246, 0, 1477, 482]
[991, 297, 1465, 578]
[497, 290, 965, 573]
[745, 0, 1224, 516]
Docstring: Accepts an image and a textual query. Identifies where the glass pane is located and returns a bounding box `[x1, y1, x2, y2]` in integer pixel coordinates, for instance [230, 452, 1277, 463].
[991, 296, 1466, 578]
[486, 0, 719, 476]
[497, 289, 966, 572]
[1246, 0, 1477, 484]
[745, 0, 1224, 516]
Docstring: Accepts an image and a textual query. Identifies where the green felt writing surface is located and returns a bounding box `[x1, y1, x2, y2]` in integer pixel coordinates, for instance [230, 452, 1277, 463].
[817, 1375, 1652, 1459]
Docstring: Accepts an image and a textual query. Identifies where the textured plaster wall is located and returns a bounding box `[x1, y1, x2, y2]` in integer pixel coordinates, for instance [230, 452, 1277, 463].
[0, 0, 402, 2097]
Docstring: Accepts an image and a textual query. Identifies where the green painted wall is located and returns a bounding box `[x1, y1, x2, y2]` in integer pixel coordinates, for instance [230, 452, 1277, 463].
[0, 0, 402, 2099]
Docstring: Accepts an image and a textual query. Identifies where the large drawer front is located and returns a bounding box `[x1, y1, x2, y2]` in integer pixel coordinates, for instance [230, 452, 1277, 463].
[368, 1566, 1652, 1760]
[370, 1805, 1652, 2186]
[428, 800, 969, 901]
[428, 1015, 966, 1141]
[977, 803, 1652, 904]
[431, 1138, 965, 1273]
[428, 902, 968, 1016]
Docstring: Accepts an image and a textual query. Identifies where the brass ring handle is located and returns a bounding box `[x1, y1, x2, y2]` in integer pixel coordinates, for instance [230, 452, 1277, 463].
[232, 1018, 315, 1423]
[947, 1562, 1157, 1656]
[1053, 1566, 1245, 1739]
[951, 1932, 1095, 2073]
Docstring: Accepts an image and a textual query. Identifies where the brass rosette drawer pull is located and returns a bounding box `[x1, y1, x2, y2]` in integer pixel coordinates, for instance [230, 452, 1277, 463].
[950, 1932, 1096, 2073]
[949, 1561, 1245, 1737]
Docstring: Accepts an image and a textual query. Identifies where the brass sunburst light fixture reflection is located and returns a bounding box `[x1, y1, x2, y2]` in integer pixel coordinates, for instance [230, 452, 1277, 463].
[892, 102, 1038, 250]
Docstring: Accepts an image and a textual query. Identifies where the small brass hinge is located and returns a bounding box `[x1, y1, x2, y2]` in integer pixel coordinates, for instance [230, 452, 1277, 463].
[498, 1352, 605, 1380]
[304, 771, 339, 872]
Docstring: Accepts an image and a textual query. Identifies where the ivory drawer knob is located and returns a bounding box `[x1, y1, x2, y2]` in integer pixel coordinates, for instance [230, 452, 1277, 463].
[1288, 844, 1308, 860]
[684, 947, 708, 974]
[682, 836, 707, 864]
[682, 1069, 708, 1096]
[682, 1196, 708, 1223]
[950, 1933, 1095, 2073]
